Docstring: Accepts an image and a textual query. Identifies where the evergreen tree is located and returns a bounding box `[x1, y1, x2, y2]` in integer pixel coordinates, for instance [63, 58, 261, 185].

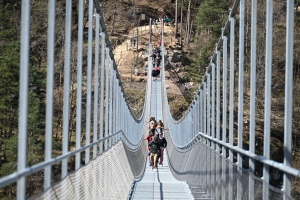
[0, 4, 20, 138]
[187, 0, 228, 82]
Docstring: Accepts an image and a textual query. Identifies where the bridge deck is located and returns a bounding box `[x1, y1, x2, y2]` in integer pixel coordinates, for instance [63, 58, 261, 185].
[130, 152, 193, 200]
[129, 69, 193, 199]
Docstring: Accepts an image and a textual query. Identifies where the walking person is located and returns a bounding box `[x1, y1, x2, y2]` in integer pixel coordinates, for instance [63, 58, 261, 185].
[158, 132, 167, 166]
[144, 131, 154, 166]
[184, 83, 189, 95]
[147, 136, 161, 172]
[134, 67, 139, 76]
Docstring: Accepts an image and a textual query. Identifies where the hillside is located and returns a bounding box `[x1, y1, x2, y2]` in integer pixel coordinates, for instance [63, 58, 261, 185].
[103, 0, 196, 119]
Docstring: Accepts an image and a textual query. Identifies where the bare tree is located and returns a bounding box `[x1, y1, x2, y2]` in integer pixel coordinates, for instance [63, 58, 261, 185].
[175, 0, 178, 38]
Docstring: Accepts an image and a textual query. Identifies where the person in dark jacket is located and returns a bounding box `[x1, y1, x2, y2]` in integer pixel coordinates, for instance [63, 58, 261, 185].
[147, 136, 161, 171]
[158, 132, 167, 166]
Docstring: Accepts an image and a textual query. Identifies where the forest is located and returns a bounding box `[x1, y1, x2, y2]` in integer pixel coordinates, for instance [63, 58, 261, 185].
[1, 0, 300, 198]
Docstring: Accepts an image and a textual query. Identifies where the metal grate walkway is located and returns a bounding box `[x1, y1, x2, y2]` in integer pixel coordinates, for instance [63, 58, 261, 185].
[130, 151, 193, 200]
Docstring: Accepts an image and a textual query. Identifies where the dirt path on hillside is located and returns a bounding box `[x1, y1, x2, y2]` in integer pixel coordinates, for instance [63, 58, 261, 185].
[113, 22, 183, 96]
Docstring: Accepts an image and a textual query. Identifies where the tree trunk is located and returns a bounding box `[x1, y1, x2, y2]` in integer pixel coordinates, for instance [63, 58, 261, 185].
[175, 0, 178, 38]
[186, 0, 191, 47]
[110, 1, 117, 35]
[110, 12, 116, 35]
[180, 5, 183, 46]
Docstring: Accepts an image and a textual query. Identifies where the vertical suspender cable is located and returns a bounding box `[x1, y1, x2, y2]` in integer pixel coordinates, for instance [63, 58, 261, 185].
[100, 33, 106, 154]
[228, 17, 235, 199]
[216, 50, 221, 154]
[112, 73, 116, 144]
[62, 0, 72, 179]
[109, 59, 114, 147]
[75, 0, 84, 171]
[249, 0, 257, 199]
[211, 63, 216, 198]
[237, 1, 245, 199]
[283, 0, 294, 199]
[85, 0, 94, 164]
[207, 73, 211, 147]
[93, 13, 100, 159]
[200, 89, 203, 134]
[216, 49, 221, 199]
[105, 47, 110, 151]
[44, 0, 56, 190]
[263, 1, 273, 199]
[203, 81, 207, 193]
[211, 63, 215, 143]
[222, 35, 228, 200]
[17, 0, 31, 198]
[229, 17, 235, 165]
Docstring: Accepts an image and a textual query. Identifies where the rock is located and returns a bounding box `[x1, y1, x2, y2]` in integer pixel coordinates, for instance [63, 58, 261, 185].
[142, 54, 148, 61]
[181, 57, 191, 65]
[165, 71, 170, 78]
[173, 50, 181, 53]
[132, 76, 146, 82]
[171, 52, 181, 62]
[165, 62, 173, 70]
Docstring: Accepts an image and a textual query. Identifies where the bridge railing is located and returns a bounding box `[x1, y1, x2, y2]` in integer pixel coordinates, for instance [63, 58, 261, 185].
[0, 1, 148, 199]
[163, 0, 299, 199]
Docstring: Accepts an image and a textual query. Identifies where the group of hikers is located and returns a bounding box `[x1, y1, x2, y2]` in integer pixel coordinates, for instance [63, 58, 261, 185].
[151, 16, 171, 28]
[144, 117, 168, 172]
[150, 46, 162, 81]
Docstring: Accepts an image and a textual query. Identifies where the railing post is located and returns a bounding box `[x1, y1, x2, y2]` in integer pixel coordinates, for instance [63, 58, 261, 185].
[228, 16, 235, 200]
[17, 0, 31, 198]
[44, 0, 56, 189]
[237, 1, 245, 199]
[283, 0, 294, 199]
[116, 85, 120, 141]
[211, 62, 215, 199]
[221, 35, 228, 200]
[197, 92, 201, 134]
[93, 13, 100, 159]
[200, 89, 203, 134]
[113, 73, 117, 145]
[216, 48, 221, 199]
[203, 82, 207, 143]
[105, 47, 110, 151]
[109, 58, 114, 148]
[207, 72, 212, 197]
[75, 0, 84, 171]
[263, 1, 273, 199]
[99, 32, 106, 155]
[207, 73, 211, 148]
[249, 0, 257, 199]
[211, 63, 215, 142]
[85, 0, 95, 164]
[62, 0, 72, 179]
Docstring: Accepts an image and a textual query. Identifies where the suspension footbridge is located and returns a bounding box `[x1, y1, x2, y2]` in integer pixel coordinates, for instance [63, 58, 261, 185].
[0, 0, 299, 199]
